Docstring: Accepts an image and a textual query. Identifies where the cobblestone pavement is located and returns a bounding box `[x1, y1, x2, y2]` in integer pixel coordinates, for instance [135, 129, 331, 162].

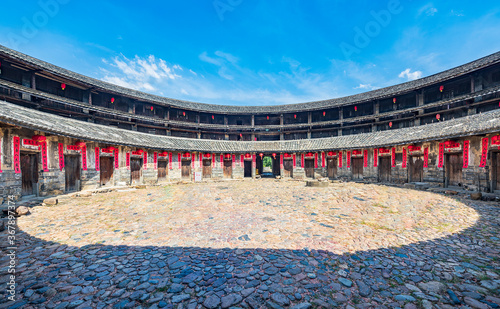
[1, 180, 499, 309]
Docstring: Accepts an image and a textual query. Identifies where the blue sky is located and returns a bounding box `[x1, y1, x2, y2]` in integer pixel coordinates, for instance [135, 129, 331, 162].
[1, 0, 500, 106]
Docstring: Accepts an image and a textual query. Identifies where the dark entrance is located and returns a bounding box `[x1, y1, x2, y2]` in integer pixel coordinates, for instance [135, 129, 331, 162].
[244, 160, 252, 178]
[304, 159, 315, 178]
[203, 159, 212, 178]
[223, 159, 232, 178]
[409, 156, 423, 182]
[493, 152, 500, 191]
[64, 155, 80, 192]
[327, 158, 337, 179]
[445, 153, 463, 187]
[352, 157, 363, 180]
[283, 159, 293, 178]
[378, 157, 391, 182]
[256, 156, 263, 175]
[100, 156, 114, 186]
[130, 158, 142, 184]
[272, 155, 280, 176]
[21, 152, 38, 195]
[158, 160, 168, 180]
[181, 160, 191, 179]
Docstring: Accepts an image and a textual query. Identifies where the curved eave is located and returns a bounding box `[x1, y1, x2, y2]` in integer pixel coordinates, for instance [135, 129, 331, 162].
[1, 44, 500, 114]
[1, 100, 499, 152]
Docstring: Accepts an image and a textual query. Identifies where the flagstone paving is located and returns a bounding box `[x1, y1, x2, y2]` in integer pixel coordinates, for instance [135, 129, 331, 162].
[1, 180, 499, 309]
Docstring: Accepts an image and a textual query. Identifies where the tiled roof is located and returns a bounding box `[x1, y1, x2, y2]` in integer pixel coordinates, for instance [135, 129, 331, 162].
[1, 101, 499, 152]
[1, 44, 499, 114]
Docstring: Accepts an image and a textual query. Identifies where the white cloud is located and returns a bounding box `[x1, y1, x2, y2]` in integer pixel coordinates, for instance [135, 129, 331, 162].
[354, 84, 380, 90]
[398, 68, 423, 81]
[418, 4, 438, 16]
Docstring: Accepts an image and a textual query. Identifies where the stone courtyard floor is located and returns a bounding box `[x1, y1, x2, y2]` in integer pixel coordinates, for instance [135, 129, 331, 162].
[1, 180, 499, 309]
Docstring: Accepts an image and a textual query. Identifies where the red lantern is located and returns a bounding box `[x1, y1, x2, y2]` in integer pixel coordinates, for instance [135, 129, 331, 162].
[212, 115, 215, 119]
[354, 106, 357, 112]
[272, 153, 276, 159]
[439, 85, 444, 92]
[61, 83, 66, 90]
[259, 153, 264, 158]
[393, 98, 396, 104]
[389, 122, 393, 128]
[294, 114, 297, 119]
[267, 116, 269, 120]
[436, 114, 441, 120]
[323, 111, 326, 116]
[150, 106, 154, 111]
[111, 97, 115, 103]
[182, 112, 186, 117]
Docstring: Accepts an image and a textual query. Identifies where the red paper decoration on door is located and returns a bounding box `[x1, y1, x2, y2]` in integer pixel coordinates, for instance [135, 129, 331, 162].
[95, 147, 100, 171]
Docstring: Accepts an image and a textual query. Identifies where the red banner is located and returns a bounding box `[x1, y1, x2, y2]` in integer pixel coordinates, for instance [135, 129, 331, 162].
[200, 153, 203, 168]
[192, 153, 195, 169]
[402, 148, 407, 168]
[480, 138, 488, 167]
[220, 154, 223, 168]
[301, 154, 304, 168]
[232, 154, 236, 169]
[143, 151, 148, 169]
[169, 152, 173, 169]
[95, 147, 100, 171]
[178, 153, 181, 169]
[347, 151, 351, 168]
[321, 152, 325, 168]
[463, 140, 469, 168]
[153, 152, 158, 170]
[81, 145, 87, 171]
[391, 148, 396, 167]
[114, 149, 119, 169]
[213, 153, 216, 168]
[314, 153, 318, 168]
[423, 147, 429, 168]
[339, 151, 342, 168]
[39, 141, 48, 172]
[240, 155, 243, 167]
[67, 145, 80, 151]
[293, 154, 296, 167]
[438, 143, 444, 168]
[252, 154, 256, 169]
[363, 149, 368, 167]
[126, 152, 130, 170]
[373, 149, 378, 167]
[13, 136, 21, 173]
[58, 143, 64, 171]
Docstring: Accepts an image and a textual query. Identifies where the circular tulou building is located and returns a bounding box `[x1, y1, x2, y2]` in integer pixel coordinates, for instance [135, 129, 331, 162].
[0, 45, 499, 199]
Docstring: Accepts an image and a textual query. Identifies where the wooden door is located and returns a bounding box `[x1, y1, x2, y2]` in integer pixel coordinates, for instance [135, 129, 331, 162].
[223, 160, 232, 178]
[158, 160, 168, 180]
[494, 152, 500, 191]
[304, 159, 314, 178]
[203, 159, 212, 178]
[409, 156, 423, 182]
[378, 157, 391, 182]
[130, 158, 142, 184]
[272, 156, 280, 176]
[446, 154, 463, 187]
[100, 157, 114, 186]
[21, 153, 38, 195]
[352, 158, 364, 180]
[181, 160, 191, 179]
[65, 155, 80, 192]
[284, 159, 293, 178]
[327, 158, 337, 179]
[244, 160, 252, 178]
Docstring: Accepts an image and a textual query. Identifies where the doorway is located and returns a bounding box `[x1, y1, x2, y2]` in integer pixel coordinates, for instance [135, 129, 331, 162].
[327, 158, 337, 179]
[203, 159, 212, 178]
[493, 152, 500, 191]
[244, 160, 252, 178]
[158, 160, 168, 181]
[409, 156, 423, 182]
[304, 159, 315, 178]
[223, 159, 232, 178]
[21, 152, 38, 196]
[64, 155, 80, 192]
[352, 157, 363, 180]
[130, 158, 142, 184]
[378, 157, 391, 182]
[181, 160, 191, 179]
[445, 153, 463, 187]
[283, 159, 293, 178]
[100, 156, 114, 186]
